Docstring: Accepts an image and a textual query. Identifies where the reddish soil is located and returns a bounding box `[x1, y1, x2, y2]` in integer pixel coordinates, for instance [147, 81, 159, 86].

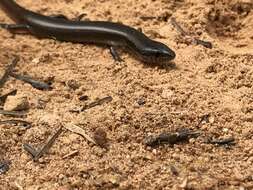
[0, 0, 253, 189]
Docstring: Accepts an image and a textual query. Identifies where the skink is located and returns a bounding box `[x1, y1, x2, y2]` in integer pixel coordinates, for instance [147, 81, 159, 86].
[0, 0, 176, 63]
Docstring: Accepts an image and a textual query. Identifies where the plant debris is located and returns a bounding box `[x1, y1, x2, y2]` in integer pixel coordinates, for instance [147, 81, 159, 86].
[10, 72, 52, 90]
[62, 150, 79, 159]
[23, 126, 63, 161]
[70, 96, 113, 112]
[0, 56, 19, 88]
[64, 123, 97, 145]
[205, 137, 235, 146]
[0, 160, 10, 175]
[144, 129, 201, 147]
[0, 119, 31, 128]
[0, 109, 27, 117]
[82, 96, 113, 111]
[170, 165, 179, 176]
[170, 17, 212, 49]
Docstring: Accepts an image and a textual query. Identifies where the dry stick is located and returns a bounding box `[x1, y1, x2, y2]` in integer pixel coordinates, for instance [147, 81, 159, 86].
[0, 56, 19, 88]
[23, 144, 37, 158]
[144, 130, 201, 147]
[62, 150, 79, 159]
[81, 96, 113, 111]
[170, 17, 212, 49]
[0, 110, 27, 117]
[33, 127, 63, 161]
[170, 17, 188, 36]
[9, 72, 52, 90]
[196, 114, 210, 128]
[70, 96, 113, 113]
[206, 137, 235, 145]
[24, 127, 63, 161]
[64, 123, 96, 145]
[194, 39, 213, 49]
[0, 119, 31, 128]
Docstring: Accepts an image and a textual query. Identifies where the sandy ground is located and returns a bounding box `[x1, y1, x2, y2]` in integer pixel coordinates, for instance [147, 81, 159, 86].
[0, 0, 253, 189]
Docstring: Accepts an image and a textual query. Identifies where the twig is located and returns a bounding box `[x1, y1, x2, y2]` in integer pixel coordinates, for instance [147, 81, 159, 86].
[194, 39, 212, 49]
[0, 56, 19, 88]
[34, 127, 63, 161]
[0, 109, 27, 117]
[205, 137, 235, 146]
[144, 129, 201, 147]
[10, 72, 52, 90]
[23, 144, 38, 158]
[24, 127, 63, 161]
[81, 96, 113, 111]
[170, 17, 188, 36]
[62, 150, 79, 159]
[0, 119, 31, 128]
[196, 114, 210, 127]
[64, 123, 96, 145]
[170, 17, 212, 49]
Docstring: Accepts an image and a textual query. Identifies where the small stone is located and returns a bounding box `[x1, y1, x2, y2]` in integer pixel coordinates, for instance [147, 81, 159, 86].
[206, 64, 217, 73]
[103, 174, 121, 186]
[179, 177, 188, 189]
[0, 160, 10, 175]
[32, 52, 52, 64]
[222, 128, 229, 133]
[189, 138, 196, 143]
[170, 165, 179, 176]
[143, 154, 153, 161]
[109, 175, 120, 185]
[79, 95, 89, 101]
[93, 128, 108, 148]
[3, 95, 29, 111]
[208, 115, 215, 123]
[66, 80, 80, 90]
[137, 97, 146, 105]
[35, 98, 48, 109]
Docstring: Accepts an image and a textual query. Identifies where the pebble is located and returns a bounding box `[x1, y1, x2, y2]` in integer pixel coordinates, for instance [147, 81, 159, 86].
[222, 128, 229, 133]
[3, 95, 29, 111]
[93, 128, 108, 148]
[66, 79, 80, 90]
